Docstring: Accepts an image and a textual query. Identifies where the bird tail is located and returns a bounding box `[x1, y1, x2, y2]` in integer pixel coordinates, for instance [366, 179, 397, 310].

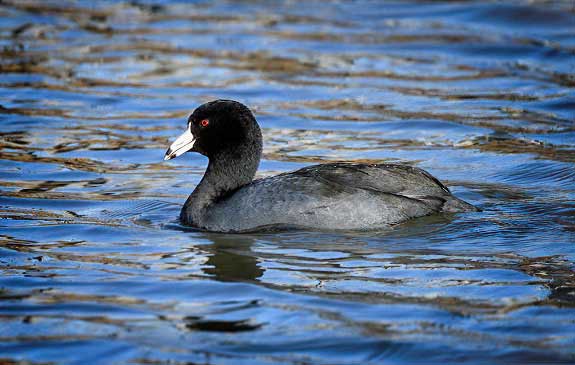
[441, 197, 480, 213]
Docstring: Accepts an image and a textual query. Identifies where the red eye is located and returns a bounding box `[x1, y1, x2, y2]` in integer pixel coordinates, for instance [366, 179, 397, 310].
[200, 119, 209, 127]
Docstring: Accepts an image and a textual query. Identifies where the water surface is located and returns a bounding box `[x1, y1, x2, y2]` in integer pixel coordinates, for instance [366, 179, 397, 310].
[1, 1, 574, 364]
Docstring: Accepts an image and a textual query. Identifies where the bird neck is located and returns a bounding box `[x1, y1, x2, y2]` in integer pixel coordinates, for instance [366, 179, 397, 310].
[181, 144, 261, 225]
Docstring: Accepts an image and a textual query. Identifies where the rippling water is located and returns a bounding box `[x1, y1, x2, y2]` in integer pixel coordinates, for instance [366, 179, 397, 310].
[1, 1, 574, 364]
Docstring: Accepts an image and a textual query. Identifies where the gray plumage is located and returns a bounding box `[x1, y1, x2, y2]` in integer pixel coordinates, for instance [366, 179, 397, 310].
[167, 100, 478, 233]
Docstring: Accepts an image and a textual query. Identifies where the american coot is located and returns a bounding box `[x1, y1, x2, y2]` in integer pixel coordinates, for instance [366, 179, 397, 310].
[165, 100, 478, 232]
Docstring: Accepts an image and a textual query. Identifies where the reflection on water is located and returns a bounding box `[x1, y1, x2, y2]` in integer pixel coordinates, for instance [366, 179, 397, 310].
[1, 0, 574, 364]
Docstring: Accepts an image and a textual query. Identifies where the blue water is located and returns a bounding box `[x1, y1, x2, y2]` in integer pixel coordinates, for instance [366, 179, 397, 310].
[1, 1, 574, 364]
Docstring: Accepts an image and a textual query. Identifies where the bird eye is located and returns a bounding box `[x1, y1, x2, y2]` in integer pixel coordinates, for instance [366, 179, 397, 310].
[200, 119, 209, 127]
